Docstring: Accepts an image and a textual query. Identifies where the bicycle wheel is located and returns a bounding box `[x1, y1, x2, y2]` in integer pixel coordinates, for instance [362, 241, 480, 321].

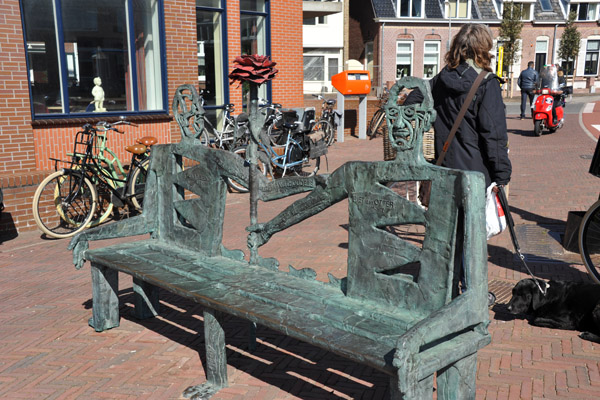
[368, 109, 387, 139]
[579, 200, 600, 283]
[290, 155, 320, 177]
[127, 158, 150, 211]
[74, 165, 114, 227]
[227, 147, 267, 193]
[32, 170, 97, 239]
[313, 119, 334, 147]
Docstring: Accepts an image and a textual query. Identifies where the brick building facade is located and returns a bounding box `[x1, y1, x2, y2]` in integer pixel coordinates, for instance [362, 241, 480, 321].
[0, 0, 303, 237]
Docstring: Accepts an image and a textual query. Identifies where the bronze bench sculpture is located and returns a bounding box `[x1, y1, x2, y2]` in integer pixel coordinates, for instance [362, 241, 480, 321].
[69, 78, 490, 399]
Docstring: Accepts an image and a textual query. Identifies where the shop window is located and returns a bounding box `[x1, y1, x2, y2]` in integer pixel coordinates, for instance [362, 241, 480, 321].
[398, 0, 423, 17]
[396, 41, 413, 78]
[585, 40, 600, 75]
[570, 3, 599, 21]
[21, 0, 166, 117]
[423, 41, 440, 79]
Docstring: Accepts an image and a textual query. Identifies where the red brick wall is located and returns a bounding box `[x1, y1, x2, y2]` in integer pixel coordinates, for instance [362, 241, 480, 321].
[0, 0, 36, 174]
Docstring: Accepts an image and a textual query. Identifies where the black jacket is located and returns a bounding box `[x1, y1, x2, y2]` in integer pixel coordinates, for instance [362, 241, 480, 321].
[431, 62, 511, 187]
[518, 67, 538, 90]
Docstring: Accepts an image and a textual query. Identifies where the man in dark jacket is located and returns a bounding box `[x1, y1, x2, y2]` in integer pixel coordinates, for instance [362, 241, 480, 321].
[517, 61, 538, 120]
[431, 61, 512, 190]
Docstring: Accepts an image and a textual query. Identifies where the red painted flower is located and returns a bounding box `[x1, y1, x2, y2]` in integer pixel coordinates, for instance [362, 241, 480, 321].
[229, 54, 279, 86]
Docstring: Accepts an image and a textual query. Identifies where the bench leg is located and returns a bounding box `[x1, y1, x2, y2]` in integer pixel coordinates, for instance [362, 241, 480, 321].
[133, 277, 160, 319]
[436, 353, 477, 400]
[390, 373, 433, 399]
[89, 262, 120, 332]
[183, 308, 228, 399]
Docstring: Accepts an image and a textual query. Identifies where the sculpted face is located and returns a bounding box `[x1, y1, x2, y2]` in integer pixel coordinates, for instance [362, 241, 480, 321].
[386, 103, 421, 151]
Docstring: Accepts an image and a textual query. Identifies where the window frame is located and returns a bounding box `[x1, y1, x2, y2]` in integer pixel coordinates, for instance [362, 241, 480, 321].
[445, 0, 471, 19]
[397, 0, 425, 18]
[423, 40, 440, 79]
[569, 2, 600, 21]
[585, 39, 600, 76]
[396, 40, 414, 78]
[500, 0, 534, 21]
[240, 0, 271, 103]
[196, 0, 230, 126]
[19, 0, 169, 120]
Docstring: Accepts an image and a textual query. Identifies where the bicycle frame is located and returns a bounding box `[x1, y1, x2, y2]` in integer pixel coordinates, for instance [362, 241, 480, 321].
[259, 129, 307, 176]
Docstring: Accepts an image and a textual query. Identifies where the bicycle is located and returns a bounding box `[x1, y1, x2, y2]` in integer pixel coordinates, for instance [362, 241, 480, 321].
[579, 141, 600, 283]
[227, 113, 326, 193]
[312, 94, 341, 146]
[32, 120, 153, 239]
[259, 100, 286, 146]
[203, 102, 250, 151]
[367, 87, 390, 140]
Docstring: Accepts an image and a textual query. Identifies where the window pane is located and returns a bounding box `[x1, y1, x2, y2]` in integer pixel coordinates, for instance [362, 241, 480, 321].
[196, 0, 221, 7]
[522, 4, 531, 19]
[412, 0, 422, 16]
[134, 0, 163, 111]
[535, 40, 547, 52]
[424, 42, 438, 52]
[327, 58, 338, 81]
[400, 0, 410, 17]
[22, 0, 63, 115]
[579, 3, 589, 20]
[303, 18, 316, 25]
[61, 0, 129, 113]
[304, 56, 324, 81]
[397, 42, 411, 52]
[197, 9, 224, 108]
[241, 14, 266, 55]
[458, 0, 468, 17]
[589, 4, 598, 20]
[588, 40, 600, 51]
[240, 0, 265, 12]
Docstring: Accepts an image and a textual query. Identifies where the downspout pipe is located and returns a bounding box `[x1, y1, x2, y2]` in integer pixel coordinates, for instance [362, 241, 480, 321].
[380, 22, 385, 91]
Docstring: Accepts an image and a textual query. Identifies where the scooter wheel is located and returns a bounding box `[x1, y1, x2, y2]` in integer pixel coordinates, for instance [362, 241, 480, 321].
[534, 120, 542, 136]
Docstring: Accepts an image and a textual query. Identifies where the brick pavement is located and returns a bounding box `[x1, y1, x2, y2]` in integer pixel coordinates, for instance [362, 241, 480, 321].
[1, 105, 600, 399]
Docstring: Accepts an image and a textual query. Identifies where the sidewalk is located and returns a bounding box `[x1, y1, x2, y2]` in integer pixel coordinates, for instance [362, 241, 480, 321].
[1, 104, 599, 399]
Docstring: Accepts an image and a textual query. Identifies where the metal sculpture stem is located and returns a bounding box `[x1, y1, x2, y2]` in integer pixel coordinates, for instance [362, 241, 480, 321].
[248, 84, 260, 264]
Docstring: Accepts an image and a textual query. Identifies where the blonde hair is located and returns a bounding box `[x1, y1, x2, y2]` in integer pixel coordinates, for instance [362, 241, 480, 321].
[445, 24, 494, 72]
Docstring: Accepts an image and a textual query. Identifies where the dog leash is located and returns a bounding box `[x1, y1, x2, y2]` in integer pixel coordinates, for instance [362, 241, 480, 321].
[496, 186, 549, 296]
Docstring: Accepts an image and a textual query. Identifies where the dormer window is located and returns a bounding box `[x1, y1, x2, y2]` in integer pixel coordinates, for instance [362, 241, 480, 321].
[501, 1, 534, 21]
[569, 2, 600, 21]
[397, 0, 423, 17]
[445, 0, 470, 18]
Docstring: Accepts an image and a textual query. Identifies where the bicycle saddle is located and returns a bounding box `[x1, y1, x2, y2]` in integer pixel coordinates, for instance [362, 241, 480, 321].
[125, 144, 147, 155]
[136, 136, 158, 147]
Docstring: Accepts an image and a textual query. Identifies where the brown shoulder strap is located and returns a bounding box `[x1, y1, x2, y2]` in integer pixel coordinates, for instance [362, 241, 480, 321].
[436, 70, 489, 166]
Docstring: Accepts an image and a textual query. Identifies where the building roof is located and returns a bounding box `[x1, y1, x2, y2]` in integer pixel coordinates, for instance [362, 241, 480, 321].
[370, 0, 565, 21]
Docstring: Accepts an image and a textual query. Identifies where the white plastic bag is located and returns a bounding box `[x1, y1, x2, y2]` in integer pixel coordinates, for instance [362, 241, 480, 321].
[486, 182, 507, 240]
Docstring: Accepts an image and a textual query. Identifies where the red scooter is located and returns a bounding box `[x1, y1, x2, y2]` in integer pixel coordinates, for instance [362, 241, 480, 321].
[531, 65, 571, 136]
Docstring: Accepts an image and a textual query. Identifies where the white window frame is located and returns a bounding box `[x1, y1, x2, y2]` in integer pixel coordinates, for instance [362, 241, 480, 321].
[445, 0, 471, 19]
[396, 41, 414, 78]
[569, 2, 600, 21]
[423, 41, 440, 79]
[500, 0, 535, 21]
[584, 39, 600, 76]
[397, 0, 425, 18]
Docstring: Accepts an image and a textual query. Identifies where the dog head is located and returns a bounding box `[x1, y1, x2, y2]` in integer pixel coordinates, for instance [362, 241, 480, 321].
[507, 279, 548, 314]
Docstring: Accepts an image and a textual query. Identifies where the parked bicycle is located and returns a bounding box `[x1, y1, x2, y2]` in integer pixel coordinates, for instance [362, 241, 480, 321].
[202, 102, 250, 151]
[32, 119, 153, 239]
[259, 100, 287, 146]
[312, 94, 341, 146]
[227, 109, 326, 193]
[579, 140, 600, 283]
[367, 87, 390, 140]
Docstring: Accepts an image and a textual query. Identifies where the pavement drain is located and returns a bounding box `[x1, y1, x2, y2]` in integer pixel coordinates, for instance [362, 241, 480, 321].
[488, 279, 515, 304]
[514, 224, 582, 264]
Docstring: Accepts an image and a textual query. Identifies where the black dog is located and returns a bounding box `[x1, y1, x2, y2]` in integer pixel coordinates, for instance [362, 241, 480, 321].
[507, 278, 600, 343]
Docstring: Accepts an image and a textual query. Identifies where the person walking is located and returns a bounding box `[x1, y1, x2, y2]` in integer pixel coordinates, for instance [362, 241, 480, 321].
[517, 61, 538, 120]
[430, 23, 511, 303]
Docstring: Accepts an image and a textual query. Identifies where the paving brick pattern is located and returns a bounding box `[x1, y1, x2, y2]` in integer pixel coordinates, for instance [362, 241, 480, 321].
[1, 104, 600, 399]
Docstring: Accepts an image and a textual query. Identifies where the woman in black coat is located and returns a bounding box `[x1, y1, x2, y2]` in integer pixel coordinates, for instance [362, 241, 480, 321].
[431, 24, 511, 190]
